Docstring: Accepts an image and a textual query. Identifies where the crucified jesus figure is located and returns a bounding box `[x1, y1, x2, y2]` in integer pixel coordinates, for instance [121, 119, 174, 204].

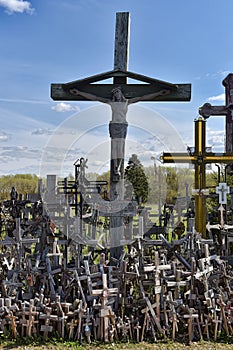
[70, 87, 171, 180]
[70, 87, 171, 122]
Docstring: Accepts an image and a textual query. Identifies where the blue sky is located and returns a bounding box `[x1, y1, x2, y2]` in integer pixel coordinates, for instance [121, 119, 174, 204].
[0, 0, 231, 176]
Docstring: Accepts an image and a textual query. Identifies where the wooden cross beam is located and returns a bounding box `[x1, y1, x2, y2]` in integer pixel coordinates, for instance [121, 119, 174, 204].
[160, 116, 233, 237]
[51, 11, 190, 103]
[51, 69, 190, 102]
[51, 13, 190, 102]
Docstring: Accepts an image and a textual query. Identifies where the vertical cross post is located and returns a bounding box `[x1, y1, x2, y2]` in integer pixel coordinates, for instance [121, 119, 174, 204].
[194, 117, 207, 236]
[223, 74, 233, 155]
[114, 12, 130, 73]
[109, 12, 130, 259]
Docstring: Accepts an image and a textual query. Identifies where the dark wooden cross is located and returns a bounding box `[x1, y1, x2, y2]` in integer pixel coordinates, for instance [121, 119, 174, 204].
[160, 116, 233, 237]
[51, 12, 191, 258]
[199, 73, 233, 155]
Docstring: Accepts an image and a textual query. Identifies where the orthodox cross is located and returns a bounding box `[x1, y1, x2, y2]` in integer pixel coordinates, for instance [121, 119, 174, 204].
[160, 116, 233, 238]
[199, 73, 233, 155]
[51, 12, 191, 258]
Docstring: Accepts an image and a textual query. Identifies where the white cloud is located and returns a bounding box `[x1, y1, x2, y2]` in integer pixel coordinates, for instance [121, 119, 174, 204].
[0, 0, 34, 14]
[0, 97, 47, 104]
[194, 70, 230, 81]
[51, 102, 81, 113]
[207, 129, 224, 144]
[208, 93, 225, 103]
[0, 130, 10, 142]
[31, 128, 53, 136]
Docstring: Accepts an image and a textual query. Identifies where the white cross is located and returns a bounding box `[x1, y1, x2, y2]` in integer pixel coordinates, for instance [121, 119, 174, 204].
[216, 182, 229, 204]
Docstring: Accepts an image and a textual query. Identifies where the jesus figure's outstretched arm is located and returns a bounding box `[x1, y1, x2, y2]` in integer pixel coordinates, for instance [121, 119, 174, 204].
[70, 88, 110, 104]
[128, 89, 171, 104]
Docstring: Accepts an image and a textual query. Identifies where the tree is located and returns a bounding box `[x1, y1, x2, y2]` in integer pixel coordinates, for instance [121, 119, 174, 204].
[124, 154, 149, 204]
[0, 174, 39, 201]
[165, 167, 179, 204]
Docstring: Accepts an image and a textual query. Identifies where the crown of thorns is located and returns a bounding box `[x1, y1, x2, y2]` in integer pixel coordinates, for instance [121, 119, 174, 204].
[111, 87, 122, 93]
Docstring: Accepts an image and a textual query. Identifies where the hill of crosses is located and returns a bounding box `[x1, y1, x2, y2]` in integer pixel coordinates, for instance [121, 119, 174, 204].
[2, 12, 233, 345]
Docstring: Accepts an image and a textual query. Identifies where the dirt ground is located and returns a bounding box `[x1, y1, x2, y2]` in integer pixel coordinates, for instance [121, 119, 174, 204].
[1, 341, 233, 350]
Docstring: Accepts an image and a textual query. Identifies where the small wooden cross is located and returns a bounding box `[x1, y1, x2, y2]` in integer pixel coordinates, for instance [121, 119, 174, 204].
[92, 273, 118, 342]
[22, 300, 39, 337]
[39, 306, 58, 339]
[183, 307, 202, 343]
[6, 311, 18, 338]
[217, 294, 229, 336]
[67, 317, 78, 340]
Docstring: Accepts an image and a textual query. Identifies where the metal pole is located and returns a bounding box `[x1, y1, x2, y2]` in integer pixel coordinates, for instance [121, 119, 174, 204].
[194, 117, 207, 237]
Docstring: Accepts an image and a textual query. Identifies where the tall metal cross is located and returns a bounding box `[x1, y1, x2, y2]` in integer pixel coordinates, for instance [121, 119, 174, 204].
[51, 12, 191, 258]
[160, 116, 233, 238]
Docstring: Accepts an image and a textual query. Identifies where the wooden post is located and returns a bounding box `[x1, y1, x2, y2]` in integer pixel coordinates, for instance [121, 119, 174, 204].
[114, 12, 130, 72]
[109, 12, 130, 259]
[223, 74, 233, 156]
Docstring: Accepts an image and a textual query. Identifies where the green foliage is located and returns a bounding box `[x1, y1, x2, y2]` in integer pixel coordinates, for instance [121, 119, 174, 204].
[165, 167, 179, 204]
[124, 154, 149, 204]
[0, 174, 39, 201]
[145, 165, 194, 205]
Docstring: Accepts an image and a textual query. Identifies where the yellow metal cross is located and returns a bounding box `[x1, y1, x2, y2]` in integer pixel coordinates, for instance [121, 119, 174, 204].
[160, 117, 233, 238]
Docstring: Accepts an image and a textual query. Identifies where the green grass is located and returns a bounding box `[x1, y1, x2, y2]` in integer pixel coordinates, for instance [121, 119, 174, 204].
[2, 337, 233, 350]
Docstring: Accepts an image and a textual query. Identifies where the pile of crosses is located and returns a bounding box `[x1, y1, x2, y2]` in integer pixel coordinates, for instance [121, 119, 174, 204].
[1, 189, 233, 344]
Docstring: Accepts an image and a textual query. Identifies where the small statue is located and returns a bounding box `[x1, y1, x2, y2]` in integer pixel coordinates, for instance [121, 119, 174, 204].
[10, 187, 18, 201]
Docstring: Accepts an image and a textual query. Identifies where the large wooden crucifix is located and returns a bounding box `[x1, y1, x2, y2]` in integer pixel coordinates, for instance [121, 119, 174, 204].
[51, 12, 191, 259]
[160, 116, 233, 238]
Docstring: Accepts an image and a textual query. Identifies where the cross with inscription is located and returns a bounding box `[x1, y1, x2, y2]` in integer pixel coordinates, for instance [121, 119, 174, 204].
[51, 12, 191, 259]
[160, 116, 233, 238]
